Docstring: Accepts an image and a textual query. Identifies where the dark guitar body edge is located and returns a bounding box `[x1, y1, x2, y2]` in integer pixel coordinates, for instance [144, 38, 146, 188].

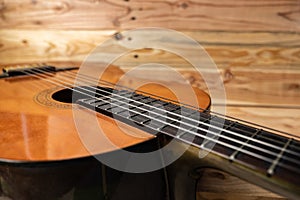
[0, 135, 213, 200]
[0, 137, 169, 200]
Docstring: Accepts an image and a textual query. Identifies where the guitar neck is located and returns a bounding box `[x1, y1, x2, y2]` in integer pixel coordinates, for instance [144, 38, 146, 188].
[76, 85, 300, 197]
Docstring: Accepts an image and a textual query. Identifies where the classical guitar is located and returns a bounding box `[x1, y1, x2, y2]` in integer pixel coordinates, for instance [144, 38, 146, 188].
[0, 64, 299, 200]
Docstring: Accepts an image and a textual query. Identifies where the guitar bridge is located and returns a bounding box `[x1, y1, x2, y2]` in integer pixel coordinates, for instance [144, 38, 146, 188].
[0, 64, 78, 79]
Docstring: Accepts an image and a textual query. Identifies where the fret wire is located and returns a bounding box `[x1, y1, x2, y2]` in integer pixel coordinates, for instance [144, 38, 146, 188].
[219, 120, 235, 128]
[229, 129, 261, 162]
[174, 127, 192, 138]
[199, 116, 220, 148]
[267, 138, 293, 176]
[176, 111, 211, 137]
[24, 68, 300, 170]
[226, 121, 237, 129]
[33, 67, 300, 161]
[81, 98, 99, 104]
[174, 116, 212, 139]
[200, 120, 235, 150]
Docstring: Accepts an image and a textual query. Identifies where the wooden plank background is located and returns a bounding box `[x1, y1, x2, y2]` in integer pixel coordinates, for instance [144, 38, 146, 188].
[0, 1, 299, 198]
[0, 0, 300, 31]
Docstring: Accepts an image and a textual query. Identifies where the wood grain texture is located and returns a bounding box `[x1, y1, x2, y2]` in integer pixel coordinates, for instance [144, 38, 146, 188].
[0, 0, 300, 31]
[117, 67, 300, 108]
[1, 29, 300, 69]
[219, 106, 300, 136]
[180, 69, 300, 106]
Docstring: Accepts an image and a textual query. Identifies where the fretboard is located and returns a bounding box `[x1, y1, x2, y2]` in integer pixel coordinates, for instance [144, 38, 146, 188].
[76, 86, 300, 187]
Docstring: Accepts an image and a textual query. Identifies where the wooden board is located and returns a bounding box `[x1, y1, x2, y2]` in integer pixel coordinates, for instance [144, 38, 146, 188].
[219, 106, 300, 136]
[0, 0, 300, 31]
[1, 29, 300, 69]
[180, 69, 300, 106]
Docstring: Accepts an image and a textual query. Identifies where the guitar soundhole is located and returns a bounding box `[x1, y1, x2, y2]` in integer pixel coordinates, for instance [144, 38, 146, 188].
[36, 86, 100, 109]
[51, 88, 73, 104]
[35, 87, 76, 109]
[51, 86, 112, 104]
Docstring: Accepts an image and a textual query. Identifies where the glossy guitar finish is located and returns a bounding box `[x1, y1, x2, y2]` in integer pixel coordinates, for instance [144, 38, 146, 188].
[0, 66, 152, 162]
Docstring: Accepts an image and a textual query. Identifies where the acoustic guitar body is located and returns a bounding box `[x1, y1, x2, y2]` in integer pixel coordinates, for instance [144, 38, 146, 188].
[0, 64, 210, 200]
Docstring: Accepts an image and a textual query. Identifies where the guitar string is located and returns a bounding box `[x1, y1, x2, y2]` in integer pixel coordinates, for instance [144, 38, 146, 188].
[62, 69, 299, 140]
[21, 68, 300, 170]
[29, 67, 300, 161]
[47, 69, 300, 159]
